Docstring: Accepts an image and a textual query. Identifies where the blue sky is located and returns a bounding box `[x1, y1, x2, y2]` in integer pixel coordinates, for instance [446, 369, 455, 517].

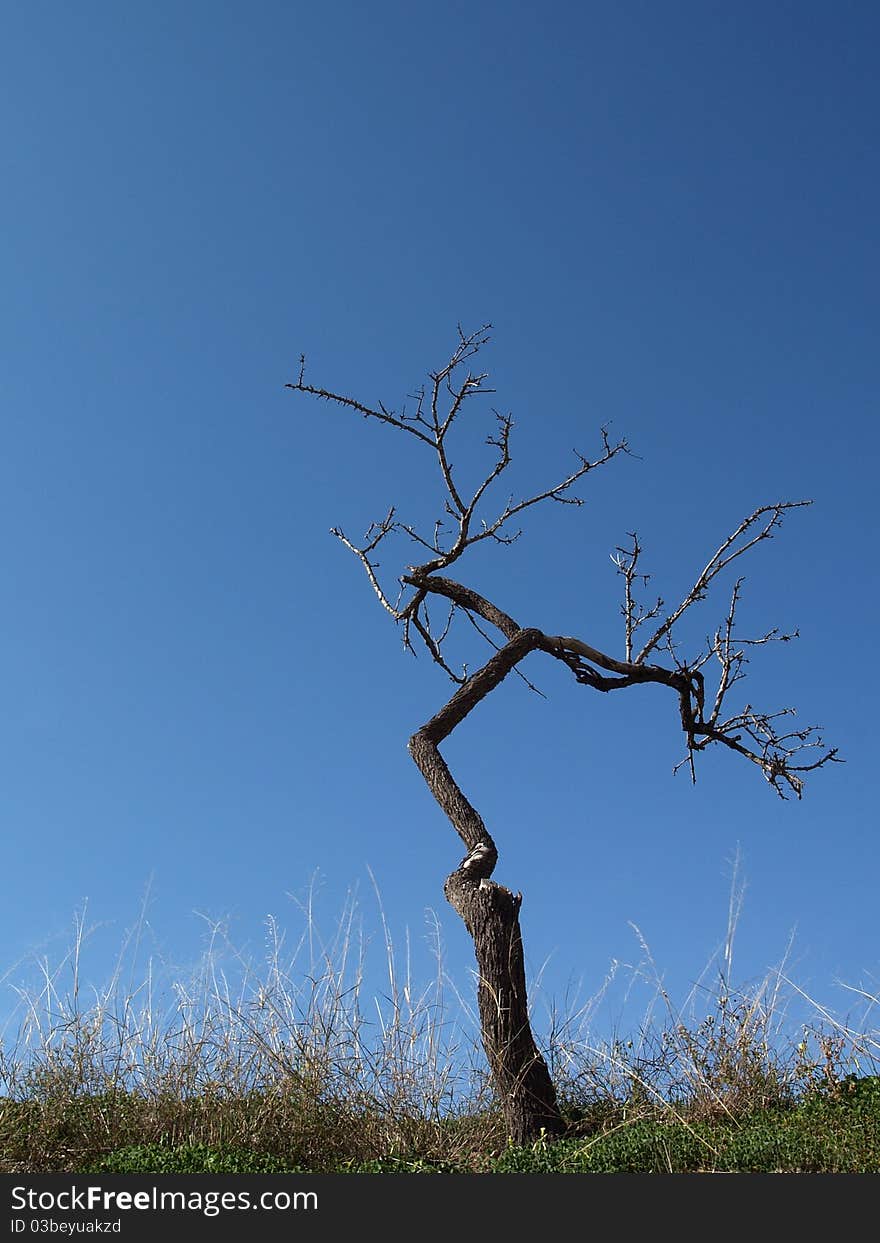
[2, 2, 877, 1050]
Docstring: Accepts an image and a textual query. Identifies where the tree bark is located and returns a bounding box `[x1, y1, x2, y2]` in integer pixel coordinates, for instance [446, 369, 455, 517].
[408, 628, 566, 1143]
[443, 870, 564, 1144]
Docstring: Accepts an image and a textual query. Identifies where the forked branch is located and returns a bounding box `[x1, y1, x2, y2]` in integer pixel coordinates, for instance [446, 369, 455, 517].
[634, 501, 811, 664]
[288, 331, 839, 802]
[288, 328, 628, 613]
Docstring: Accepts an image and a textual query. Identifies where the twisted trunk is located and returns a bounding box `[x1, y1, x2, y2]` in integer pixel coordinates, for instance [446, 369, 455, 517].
[408, 628, 565, 1143]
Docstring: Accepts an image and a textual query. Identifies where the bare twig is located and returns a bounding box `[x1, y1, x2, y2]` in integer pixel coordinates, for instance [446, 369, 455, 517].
[635, 502, 812, 665]
[611, 532, 664, 662]
[287, 369, 435, 446]
[330, 508, 402, 618]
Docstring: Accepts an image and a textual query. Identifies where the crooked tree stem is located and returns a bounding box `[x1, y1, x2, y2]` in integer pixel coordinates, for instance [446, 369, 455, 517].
[408, 627, 565, 1142]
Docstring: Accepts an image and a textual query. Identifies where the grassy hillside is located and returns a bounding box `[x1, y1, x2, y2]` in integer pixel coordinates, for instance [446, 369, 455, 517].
[3, 1075, 878, 1173]
[2, 902, 877, 1174]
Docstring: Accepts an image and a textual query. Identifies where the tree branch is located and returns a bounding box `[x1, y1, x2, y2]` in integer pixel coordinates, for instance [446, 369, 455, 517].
[634, 501, 812, 664]
[290, 333, 838, 799]
[330, 508, 403, 618]
[287, 363, 435, 446]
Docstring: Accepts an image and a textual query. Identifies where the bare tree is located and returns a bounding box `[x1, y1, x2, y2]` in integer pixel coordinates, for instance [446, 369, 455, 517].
[287, 326, 839, 1144]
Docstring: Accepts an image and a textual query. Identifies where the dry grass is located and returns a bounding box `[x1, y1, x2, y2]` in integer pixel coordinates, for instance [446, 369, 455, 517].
[1, 876, 877, 1173]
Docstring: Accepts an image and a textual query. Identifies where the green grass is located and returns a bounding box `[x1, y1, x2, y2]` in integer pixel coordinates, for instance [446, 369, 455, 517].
[89, 1142, 302, 1175]
[4, 1077, 875, 1173]
[493, 1076, 880, 1173]
[2, 895, 878, 1174]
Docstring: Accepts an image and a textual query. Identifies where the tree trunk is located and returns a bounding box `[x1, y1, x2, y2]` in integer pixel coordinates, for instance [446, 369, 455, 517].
[444, 868, 565, 1144]
[407, 628, 566, 1143]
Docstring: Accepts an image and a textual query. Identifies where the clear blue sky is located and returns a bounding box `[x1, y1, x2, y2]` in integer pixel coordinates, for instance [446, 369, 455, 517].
[2, 2, 877, 1049]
